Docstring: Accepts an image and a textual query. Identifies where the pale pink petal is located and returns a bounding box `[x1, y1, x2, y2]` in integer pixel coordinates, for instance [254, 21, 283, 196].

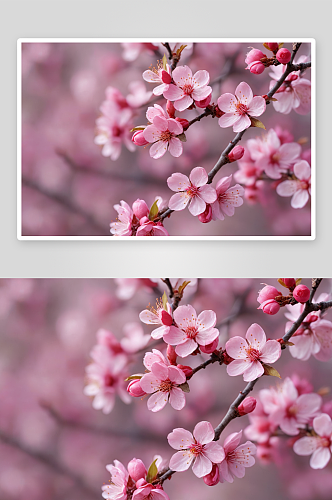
[233, 114, 251, 132]
[149, 489, 170, 500]
[174, 95, 193, 111]
[290, 334, 315, 361]
[291, 189, 309, 209]
[153, 115, 168, 132]
[260, 340, 281, 363]
[167, 172, 190, 192]
[247, 96, 266, 117]
[203, 442, 225, 463]
[243, 360, 264, 381]
[197, 310, 217, 331]
[218, 460, 233, 483]
[294, 160, 311, 181]
[310, 447, 331, 469]
[169, 387, 186, 410]
[139, 310, 159, 325]
[226, 336, 248, 359]
[217, 94, 237, 113]
[153, 83, 168, 96]
[143, 125, 160, 143]
[279, 142, 301, 163]
[168, 366, 186, 384]
[293, 79, 311, 115]
[144, 349, 166, 369]
[229, 461, 246, 478]
[192, 70, 210, 87]
[168, 428, 193, 450]
[192, 454, 212, 478]
[167, 119, 183, 135]
[313, 414, 332, 437]
[193, 421, 214, 444]
[163, 326, 187, 345]
[189, 166, 208, 187]
[199, 185, 217, 203]
[297, 393, 322, 419]
[188, 196, 206, 216]
[173, 304, 197, 328]
[140, 373, 162, 393]
[246, 323, 266, 349]
[146, 104, 166, 122]
[168, 138, 183, 157]
[216, 175, 233, 194]
[143, 70, 161, 83]
[151, 325, 168, 339]
[196, 327, 219, 346]
[277, 180, 297, 197]
[150, 141, 168, 159]
[168, 192, 190, 211]
[163, 84, 184, 101]
[314, 321, 332, 361]
[147, 391, 169, 412]
[191, 86, 212, 101]
[218, 113, 239, 128]
[169, 450, 193, 471]
[227, 359, 250, 376]
[151, 362, 168, 381]
[175, 338, 197, 357]
[172, 65, 193, 86]
[294, 436, 318, 456]
[235, 82, 253, 104]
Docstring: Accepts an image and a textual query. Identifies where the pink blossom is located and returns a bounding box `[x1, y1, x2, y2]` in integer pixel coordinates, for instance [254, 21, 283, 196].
[245, 400, 278, 443]
[167, 167, 217, 217]
[238, 397, 257, 416]
[143, 114, 183, 159]
[293, 284, 310, 303]
[102, 460, 129, 500]
[276, 160, 311, 208]
[120, 323, 151, 353]
[110, 200, 135, 236]
[163, 305, 219, 357]
[136, 219, 169, 236]
[217, 82, 266, 132]
[139, 299, 175, 339]
[143, 62, 172, 96]
[245, 49, 266, 75]
[257, 285, 282, 315]
[225, 323, 281, 382]
[133, 480, 170, 500]
[294, 413, 332, 469]
[132, 199, 149, 220]
[167, 421, 225, 477]
[269, 58, 311, 115]
[163, 65, 212, 112]
[254, 128, 301, 180]
[218, 430, 256, 483]
[127, 379, 146, 398]
[210, 175, 244, 221]
[260, 377, 322, 435]
[126, 81, 152, 108]
[140, 361, 187, 412]
[128, 459, 147, 482]
[276, 48, 291, 64]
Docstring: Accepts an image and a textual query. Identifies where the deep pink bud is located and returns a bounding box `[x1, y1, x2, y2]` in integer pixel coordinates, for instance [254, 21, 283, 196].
[167, 344, 177, 365]
[132, 199, 149, 219]
[177, 364, 193, 378]
[198, 204, 212, 224]
[161, 70, 172, 84]
[280, 278, 296, 289]
[166, 100, 176, 118]
[132, 130, 149, 146]
[200, 338, 219, 354]
[128, 459, 147, 482]
[127, 379, 146, 398]
[293, 285, 310, 304]
[175, 117, 189, 130]
[245, 48, 266, 65]
[139, 216, 149, 225]
[195, 94, 212, 108]
[248, 61, 265, 74]
[265, 42, 279, 52]
[260, 299, 280, 315]
[238, 397, 257, 416]
[276, 48, 291, 64]
[257, 285, 281, 304]
[135, 478, 148, 489]
[203, 463, 219, 486]
[161, 309, 173, 326]
[228, 145, 245, 162]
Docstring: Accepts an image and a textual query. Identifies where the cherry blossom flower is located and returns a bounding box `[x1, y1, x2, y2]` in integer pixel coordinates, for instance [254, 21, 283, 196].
[143, 114, 183, 159]
[260, 377, 322, 435]
[120, 323, 151, 353]
[276, 160, 311, 208]
[126, 81, 152, 108]
[163, 305, 219, 357]
[218, 430, 256, 483]
[84, 346, 130, 414]
[167, 167, 217, 217]
[110, 201, 135, 236]
[139, 298, 175, 339]
[245, 400, 278, 443]
[143, 62, 172, 96]
[225, 323, 281, 382]
[133, 480, 170, 500]
[293, 413, 332, 469]
[167, 421, 225, 477]
[217, 82, 266, 133]
[210, 175, 244, 221]
[102, 460, 129, 500]
[136, 219, 169, 236]
[163, 65, 212, 111]
[140, 361, 187, 412]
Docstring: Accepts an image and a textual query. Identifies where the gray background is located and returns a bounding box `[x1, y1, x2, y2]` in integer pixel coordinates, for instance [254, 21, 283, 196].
[1, 0, 330, 278]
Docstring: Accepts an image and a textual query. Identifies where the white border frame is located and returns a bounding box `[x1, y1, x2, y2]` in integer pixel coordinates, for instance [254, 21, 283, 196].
[17, 38, 316, 241]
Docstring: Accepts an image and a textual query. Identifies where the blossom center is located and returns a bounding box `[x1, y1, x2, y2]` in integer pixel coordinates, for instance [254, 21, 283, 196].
[271, 152, 281, 164]
[246, 347, 261, 361]
[186, 185, 199, 198]
[297, 180, 309, 190]
[104, 373, 115, 387]
[112, 125, 123, 137]
[235, 102, 248, 116]
[159, 130, 173, 142]
[318, 437, 331, 448]
[185, 325, 199, 339]
[159, 379, 174, 393]
[287, 404, 298, 417]
[182, 83, 194, 95]
[190, 442, 204, 455]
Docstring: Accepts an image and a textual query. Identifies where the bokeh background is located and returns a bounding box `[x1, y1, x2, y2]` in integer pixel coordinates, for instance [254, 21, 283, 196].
[0, 278, 331, 500]
[21, 41, 312, 237]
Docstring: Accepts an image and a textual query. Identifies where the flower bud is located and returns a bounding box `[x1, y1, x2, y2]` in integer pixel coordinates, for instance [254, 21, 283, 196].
[265, 42, 279, 52]
[228, 146, 245, 162]
[276, 48, 291, 64]
[248, 61, 265, 74]
[177, 364, 193, 378]
[167, 344, 177, 365]
[293, 285, 310, 304]
[175, 117, 189, 130]
[257, 285, 281, 304]
[198, 204, 212, 224]
[237, 397, 257, 416]
[245, 48, 266, 65]
[280, 278, 296, 289]
[259, 299, 280, 315]
[135, 478, 148, 489]
[128, 459, 147, 482]
[195, 94, 212, 108]
[161, 309, 173, 326]
[203, 463, 219, 486]
[132, 199, 149, 219]
[139, 216, 149, 225]
[127, 379, 146, 398]
[132, 130, 149, 146]
[161, 70, 172, 84]
[200, 338, 219, 354]
[166, 100, 176, 118]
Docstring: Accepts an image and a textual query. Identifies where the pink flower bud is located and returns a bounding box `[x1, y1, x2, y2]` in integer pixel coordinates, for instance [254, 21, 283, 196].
[257, 285, 281, 304]
[248, 61, 265, 74]
[265, 42, 279, 52]
[166, 100, 176, 118]
[161, 309, 173, 326]
[293, 285, 310, 304]
[128, 459, 147, 482]
[127, 379, 146, 398]
[175, 117, 189, 130]
[177, 364, 193, 378]
[245, 49, 266, 65]
[259, 299, 280, 315]
[139, 216, 149, 225]
[161, 70, 172, 84]
[238, 397, 257, 416]
[280, 278, 296, 289]
[135, 478, 148, 488]
[167, 344, 177, 365]
[132, 130, 149, 146]
[132, 199, 149, 219]
[203, 463, 219, 486]
[276, 48, 291, 64]
[228, 145, 245, 162]
[198, 204, 212, 224]
[200, 338, 219, 354]
[195, 94, 212, 108]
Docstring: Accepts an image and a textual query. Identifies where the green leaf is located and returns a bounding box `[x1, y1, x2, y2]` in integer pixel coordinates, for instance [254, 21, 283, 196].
[149, 200, 159, 221]
[130, 126, 146, 132]
[278, 279, 289, 288]
[178, 281, 191, 295]
[263, 364, 281, 378]
[125, 374, 143, 381]
[162, 291, 168, 311]
[250, 117, 266, 130]
[177, 133, 187, 142]
[178, 382, 190, 393]
[146, 459, 158, 483]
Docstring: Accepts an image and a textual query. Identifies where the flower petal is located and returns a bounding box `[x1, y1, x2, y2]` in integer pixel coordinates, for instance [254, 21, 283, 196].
[310, 447, 331, 469]
[193, 421, 214, 444]
[149, 140, 168, 159]
[243, 360, 264, 381]
[147, 391, 169, 412]
[175, 338, 197, 357]
[169, 450, 193, 471]
[260, 340, 281, 363]
[188, 196, 206, 216]
[168, 192, 190, 211]
[189, 166, 208, 187]
[168, 138, 183, 158]
[226, 336, 248, 359]
[192, 454, 212, 478]
[169, 387, 186, 410]
[235, 82, 253, 104]
[246, 323, 266, 349]
[167, 172, 190, 192]
[227, 359, 250, 376]
[217, 94, 237, 113]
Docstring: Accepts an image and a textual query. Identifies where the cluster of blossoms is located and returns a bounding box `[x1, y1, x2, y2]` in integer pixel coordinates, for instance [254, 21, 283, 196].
[257, 278, 311, 315]
[110, 198, 169, 236]
[245, 42, 291, 75]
